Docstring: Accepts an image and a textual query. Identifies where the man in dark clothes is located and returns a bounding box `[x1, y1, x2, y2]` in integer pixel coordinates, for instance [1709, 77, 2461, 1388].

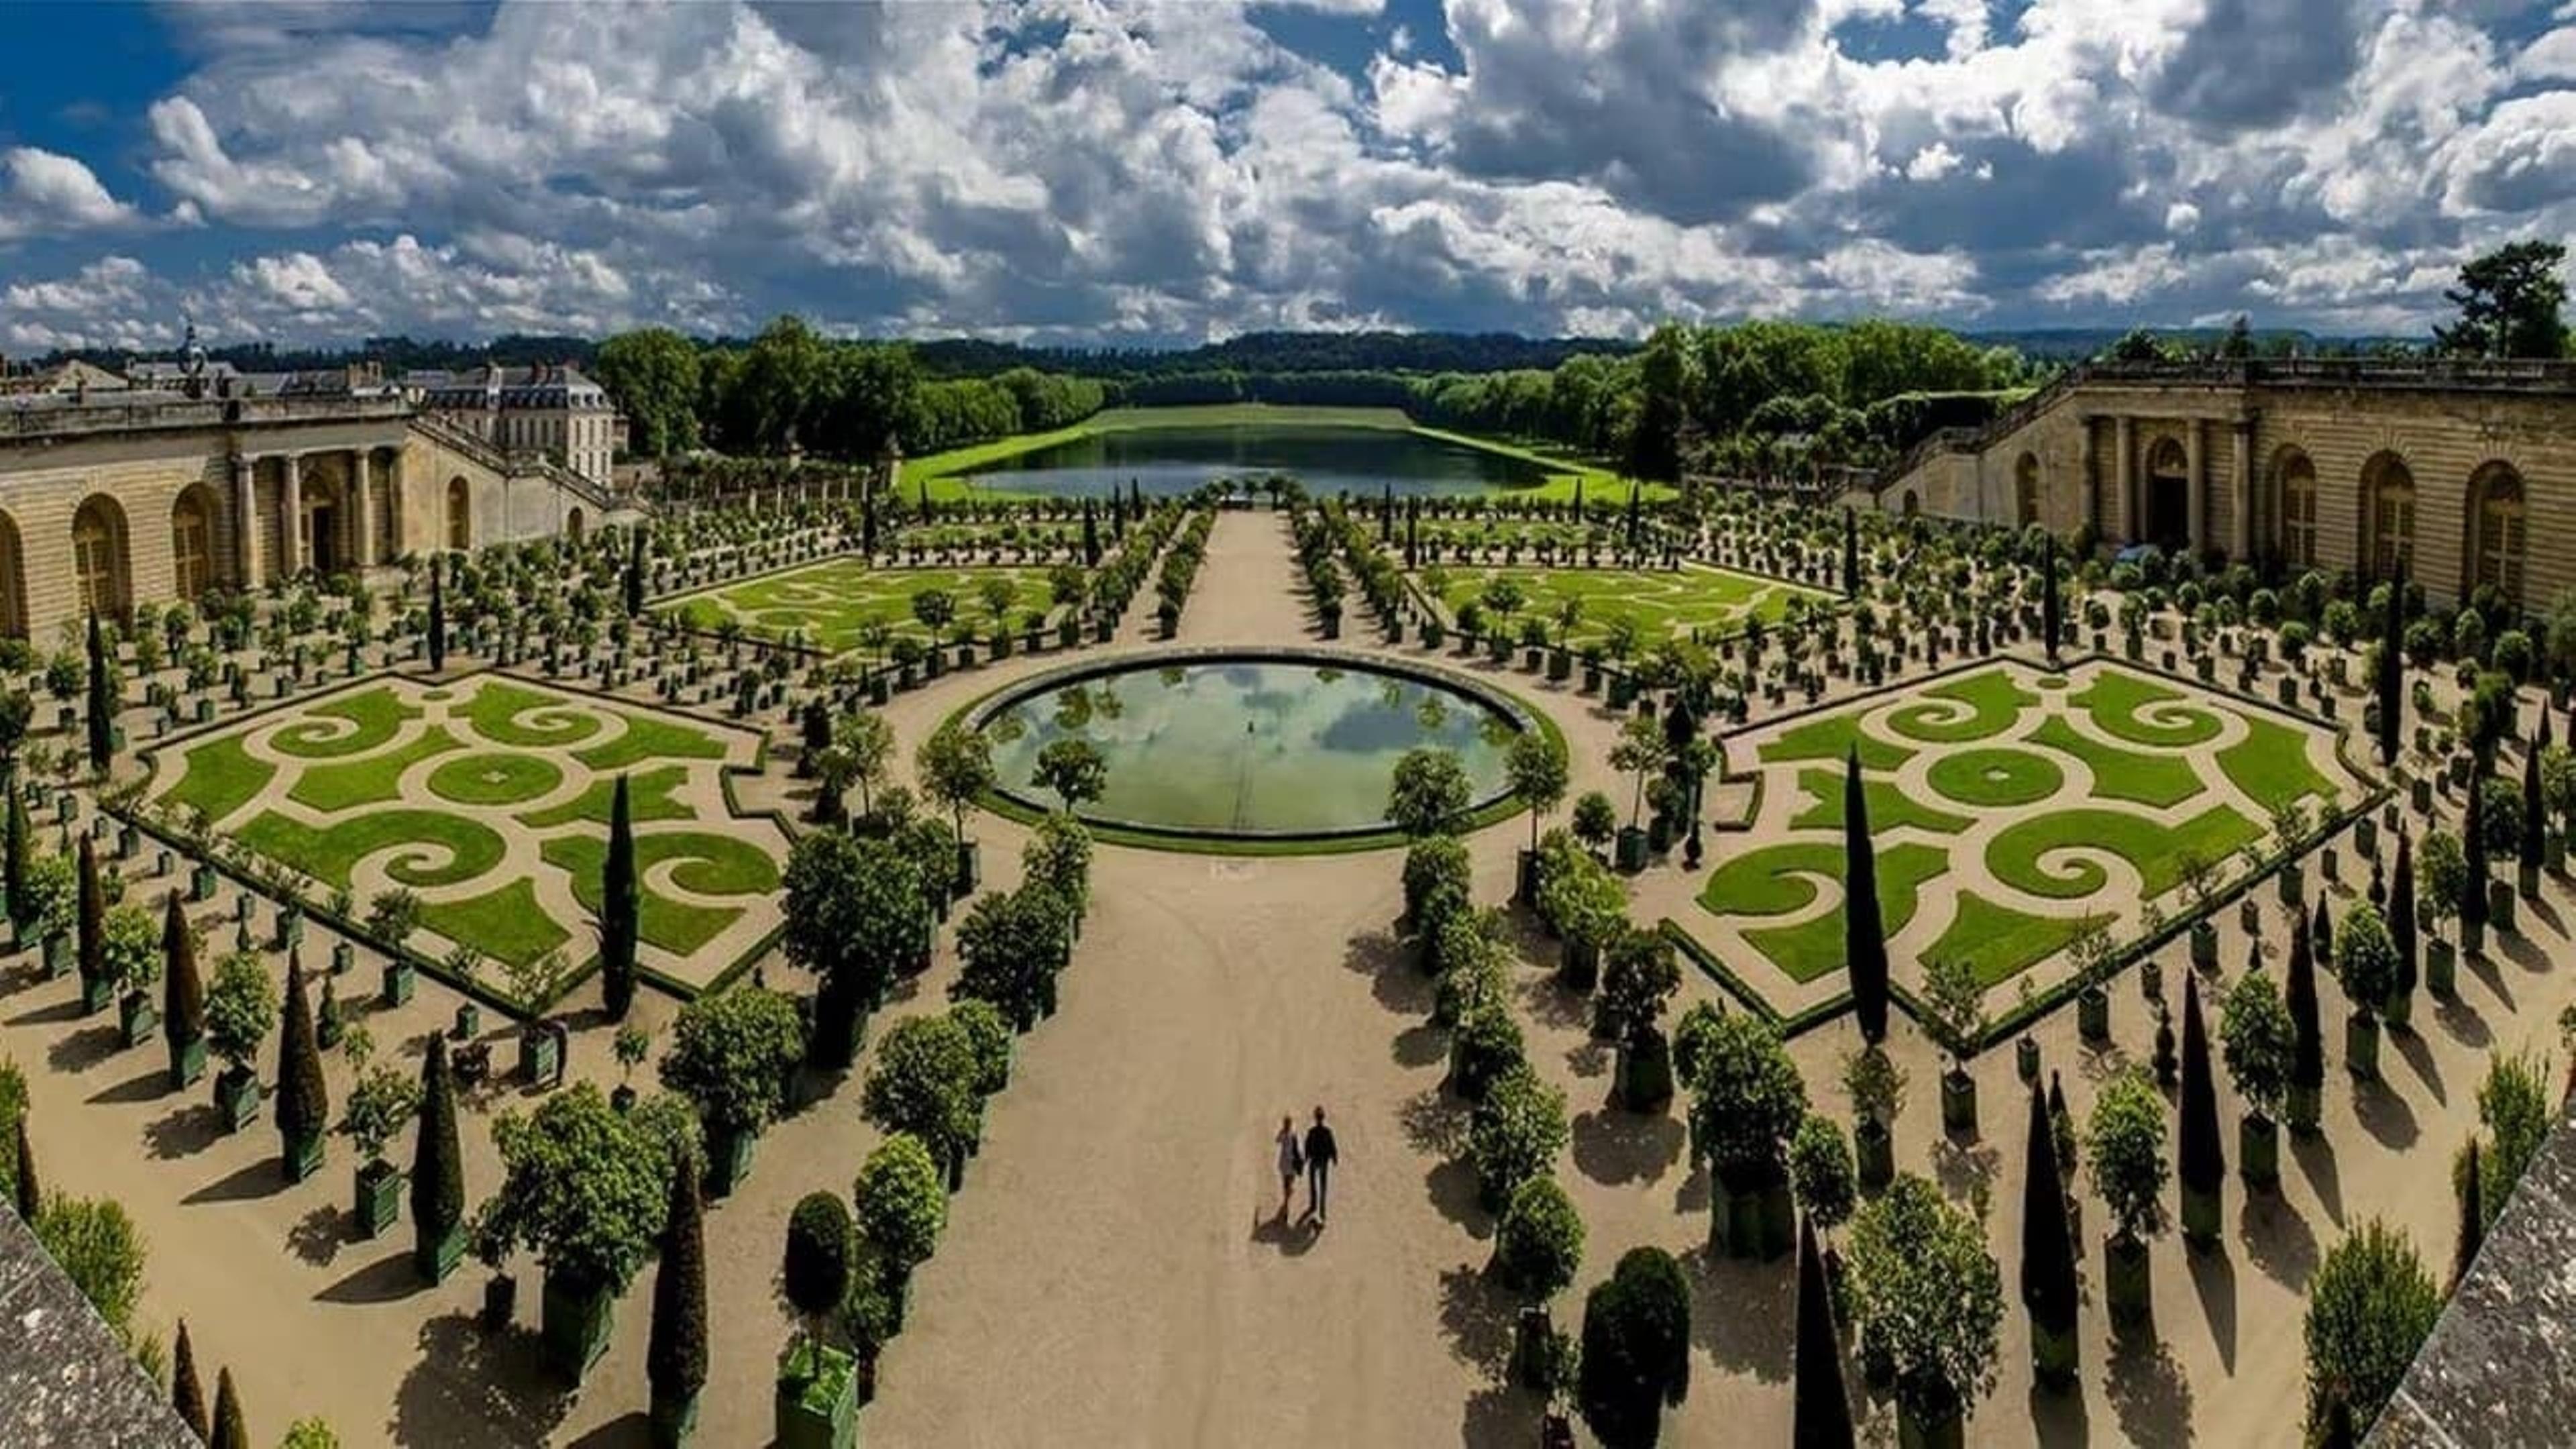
[1303, 1106, 1340, 1223]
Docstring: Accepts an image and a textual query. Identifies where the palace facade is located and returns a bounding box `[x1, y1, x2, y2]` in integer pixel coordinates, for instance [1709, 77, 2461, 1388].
[1881, 359, 2576, 611]
[0, 362, 628, 643]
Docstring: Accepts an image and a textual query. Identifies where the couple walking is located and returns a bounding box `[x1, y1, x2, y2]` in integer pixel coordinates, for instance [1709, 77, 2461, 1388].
[1273, 1107, 1340, 1226]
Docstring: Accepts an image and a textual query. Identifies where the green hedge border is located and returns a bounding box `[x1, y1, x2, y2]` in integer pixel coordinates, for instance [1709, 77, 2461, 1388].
[115, 664, 793, 1016]
[939, 645, 1571, 857]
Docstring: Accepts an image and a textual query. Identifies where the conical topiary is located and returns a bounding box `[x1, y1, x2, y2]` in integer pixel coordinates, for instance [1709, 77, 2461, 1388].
[164, 892, 205, 1078]
[172, 1318, 209, 1441]
[1843, 747, 1888, 1045]
[2021, 1079, 2078, 1387]
[647, 1150, 708, 1443]
[600, 774, 638, 1020]
[1792, 1215, 1855, 1448]
[411, 1036, 464, 1280]
[274, 955, 328, 1171]
[75, 836, 103, 1008]
[2286, 912, 2324, 1126]
[2178, 975, 2224, 1244]
[211, 1365, 249, 1449]
[13, 1111, 37, 1222]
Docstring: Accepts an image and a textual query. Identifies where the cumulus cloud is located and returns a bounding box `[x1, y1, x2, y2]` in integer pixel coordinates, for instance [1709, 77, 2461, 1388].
[0, 0, 2563, 346]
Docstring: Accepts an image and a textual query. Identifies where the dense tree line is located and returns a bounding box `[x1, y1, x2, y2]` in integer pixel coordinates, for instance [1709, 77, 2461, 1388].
[912, 329, 1636, 378]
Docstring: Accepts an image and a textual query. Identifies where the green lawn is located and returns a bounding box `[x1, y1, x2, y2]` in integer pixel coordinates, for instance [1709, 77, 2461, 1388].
[1788, 767, 1972, 835]
[1886, 669, 2038, 744]
[465, 679, 604, 747]
[2025, 716, 2206, 808]
[2072, 670, 2224, 747]
[1986, 804, 2263, 901]
[270, 688, 419, 759]
[1428, 564, 1827, 651]
[427, 751, 566, 808]
[1758, 711, 1914, 771]
[1924, 894, 2116, 986]
[289, 727, 462, 812]
[419, 879, 571, 969]
[162, 735, 276, 825]
[544, 831, 782, 956]
[235, 809, 508, 890]
[2218, 715, 2337, 814]
[1922, 748, 2066, 808]
[661, 560, 1057, 656]
[519, 765, 694, 828]
[1701, 840, 1949, 983]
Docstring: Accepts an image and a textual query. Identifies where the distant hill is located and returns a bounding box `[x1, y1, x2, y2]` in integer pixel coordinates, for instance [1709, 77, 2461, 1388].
[910, 330, 1639, 378]
[1964, 327, 2420, 360]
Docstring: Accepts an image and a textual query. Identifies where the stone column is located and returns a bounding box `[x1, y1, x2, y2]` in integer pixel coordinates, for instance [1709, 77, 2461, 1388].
[284, 451, 306, 577]
[2185, 418, 2206, 556]
[2114, 416, 2135, 541]
[2080, 417, 2098, 535]
[231, 453, 260, 587]
[2233, 417, 2255, 560]
[350, 449, 375, 570]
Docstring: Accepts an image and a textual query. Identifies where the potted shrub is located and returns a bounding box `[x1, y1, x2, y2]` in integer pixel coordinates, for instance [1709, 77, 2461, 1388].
[2086, 1067, 2167, 1326]
[339, 1026, 421, 1240]
[611, 1022, 651, 1114]
[502, 950, 570, 1087]
[472, 1083, 700, 1383]
[775, 1193, 860, 1449]
[1688, 1013, 1807, 1260]
[1598, 928, 1679, 1112]
[2220, 967, 2292, 1191]
[205, 951, 275, 1132]
[2300, 1221, 2443, 1441]
[1469, 1063, 1570, 1212]
[276, 955, 330, 1183]
[1919, 956, 1986, 1138]
[163, 893, 208, 1089]
[1844, 1044, 1905, 1193]
[2070, 924, 2114, 1044]
[101, 902, 160, 1049]
[659, 985, 806, 1197]
[1845, 1174, 2003, 1449]
[1506, 733, 1570, 905]
[853, 1132, 947, 1330]
[19, 851, 73, 978]
[1607, 717, 1666, 873]
[367, 888, 421, 1006]
[2334, 902, 2398, 1083]
[1574, 1248, 1692, 1449]
[2416, 828, 2465, 998]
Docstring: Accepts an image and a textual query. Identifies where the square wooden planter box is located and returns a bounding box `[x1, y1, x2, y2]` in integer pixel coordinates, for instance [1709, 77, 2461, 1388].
[775, 1342, 859, 1449]
[354, 1160, 403, 1239]
[215, 1065, 263, 1132]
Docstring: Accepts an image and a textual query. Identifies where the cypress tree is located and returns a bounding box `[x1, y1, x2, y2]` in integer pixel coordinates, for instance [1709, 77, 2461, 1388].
[211, 1366, 248, 1449]
[84, 612, 111, 774]
[1574, 477, 1586, 517]
[623, 527, 647, 616]
[2376, 566, 2404, 767]
[861, 494, 879, 557]
[74, 836, 103, 1010]
[1841, 506, 1859, 600]
[1843, 747, 1888, 1044]
[275, 955, 327, 1163]
[2041, 535, 2062, 663]
[2021, 1078, 2078, 1387]
[2455, 1136, 2485, 1286]
[600, 773, 639, 1020]
[2047, 1071, 2074, 1183]
[13, 1112, 36, 1221]
[2178, 974, 2224, 1243]
[1623, 482, 1641, 553]
[172, 1319, 209, 1440]
[2287, 911, 2325, 1119]
[1792, 1216, 1855, 1448]
[427, 556, 447, 672]
[2388, 833, 2418, 1020]
[3, 767, 25, 932]
[2316, 1389, 2357, 1449]
[411, 1036, 464, 1278]
[2522, 735, 2546, 876]
[647, 1146, 708, 1425]
[164, 892, 205, 1076]
[2310, 892, 2332, 970]
[2464, 752, 2492, 938]
[1081, 500, 1099, 567]
[1379, 484, 1394, 545]
[1405, 497, 1419, 569]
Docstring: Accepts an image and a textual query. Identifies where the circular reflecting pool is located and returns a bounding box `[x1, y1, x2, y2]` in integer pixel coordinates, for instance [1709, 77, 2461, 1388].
[977, 652, 1526, 839]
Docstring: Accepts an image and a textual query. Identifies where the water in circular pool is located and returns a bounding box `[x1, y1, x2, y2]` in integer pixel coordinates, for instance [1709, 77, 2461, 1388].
[981, 658, 1521, 837]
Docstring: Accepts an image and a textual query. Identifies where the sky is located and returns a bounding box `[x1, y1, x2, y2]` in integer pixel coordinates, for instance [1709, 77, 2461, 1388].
[0, 0, 2571, 354]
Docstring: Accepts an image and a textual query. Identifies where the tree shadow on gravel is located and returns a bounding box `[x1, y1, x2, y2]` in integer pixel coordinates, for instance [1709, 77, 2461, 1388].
[1683, 1243, 1792, 1382]
[2432, 992, 2493, 1051]
[2030, 1381, 2094, 1446]
[46, 1022, 122, 1075]
[184, 1157, 286, 1205]
[317, 1250, 423, 1305]
[559, 1412, 651, 1449]
[2102, 1326, 2196, 1449]
[390, 1312, 576, 1449]
[2463, 950, 2516, 1012]
[2185, 1242, 2237, 1372]
[1570, 1107, 1683, 1187]
[2290, 1132, 2344, 1228]
[142, 1100, 222, 1159]
[1346, 930, 1433, 1016]
[87, 1068, 169, 1106]
[287, 1201, 347, 1267]
[1437, 1260, 1517, 1377]
[2237, 1192, 2318, 1289]
[1400, 1087, 1469, 1157]
[2390, 1027, 2448, 1105]
[2353, 1079, 2419, 1150]
[1931, 1136, 2002, 1208]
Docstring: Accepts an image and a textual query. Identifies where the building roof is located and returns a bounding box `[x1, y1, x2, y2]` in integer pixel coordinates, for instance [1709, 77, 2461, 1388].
[409, 362, 611, 411]
[2369, 1093, 2576, 1448]
[0, 1205, 198, 1448]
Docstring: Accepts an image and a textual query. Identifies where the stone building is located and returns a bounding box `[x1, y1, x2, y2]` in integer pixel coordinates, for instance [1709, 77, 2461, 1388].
[0, 356, 627, 643]
[1879, 359, 2576, 611]
[407, 362, 625, 489]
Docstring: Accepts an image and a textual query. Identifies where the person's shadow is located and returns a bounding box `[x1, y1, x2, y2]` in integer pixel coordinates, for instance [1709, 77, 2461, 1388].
[1250, 1205, 1321, 1256]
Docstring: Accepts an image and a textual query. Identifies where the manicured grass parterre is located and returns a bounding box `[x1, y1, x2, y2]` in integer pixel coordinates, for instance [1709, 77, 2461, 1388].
[148, 674, 787, 989]
[660, 559, 1057, 657]
[1424, 563, 1827, 652]
[1690, 658, 2365, 1008]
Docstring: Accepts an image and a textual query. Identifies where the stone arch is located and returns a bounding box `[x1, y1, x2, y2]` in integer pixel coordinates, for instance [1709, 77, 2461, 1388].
[0, 513, 29, 640]
[2466, 460, 2527, 610]
[566, 506, 585, 542]
[2268, 445, 2318, 570]
[1901, 490, 1919, 517]
[170, 482, 223, 600]
[370, 446, 403, 561]
[2143, 436, 2190, 550]
[447, 476, 472, 552]
[2014, 452, 2040, 527]
[299, 454, 353, 576]
[2360, 451, 2416, 580]
[71, 493, 131, 620]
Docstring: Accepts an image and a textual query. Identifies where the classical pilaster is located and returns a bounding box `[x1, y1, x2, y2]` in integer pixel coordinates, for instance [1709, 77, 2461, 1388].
[2079, 416, 2098, 535]
[2233, 417, 2255, 560]
[284, 451, 306, 577]
[2185, 419, 2206, 556]
[350, 449, 375, 570]
[2114, 416, 2135, 541]
[231, 453, 260, 587]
